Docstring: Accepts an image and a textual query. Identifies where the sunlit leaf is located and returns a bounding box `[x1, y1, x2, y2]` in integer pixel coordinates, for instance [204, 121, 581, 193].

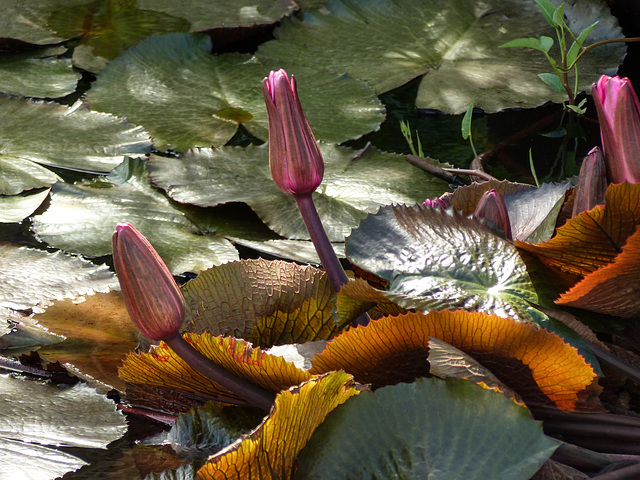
[85, 33, 384, 149]
[555, 228, 640, 317]
[0, 156, 59, 195]
[335, 277, 406, 326]
[0, 437, 87, 480]
[310, 310, 600, 410]
[346, 204, 538, 321]
[198, 371, 360, 480]
[149, 144, 448, 242]
[0, 188, 50, 223]
[0, 245, 117, 311]
[259, 0, 623, 113]
[295, 377, 557, 479]
[227, 238, 345, 265]
[119, 333, 312, 407]
[32, 291, 139, 392]
[183, 259, 348, 348]
[516, 183, 640, 277]
[31, 157, 238, 274]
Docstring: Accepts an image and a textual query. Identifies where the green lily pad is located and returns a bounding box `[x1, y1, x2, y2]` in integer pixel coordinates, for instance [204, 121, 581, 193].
[259, 0, 624, 113]
[148, 144, 449, 242]
[0, 156, 60, 195]
[345, 204, 538, 320]
[294, 377, 557, 479]
[31, 157, 239, 274]
[0, 96, 151, 173]
[0, 46, 80, 98]
[85, 33, 384, 150]
[0, 189, 51, 223]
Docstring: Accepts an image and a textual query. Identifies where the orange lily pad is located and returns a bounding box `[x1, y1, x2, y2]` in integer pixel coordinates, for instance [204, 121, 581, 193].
[335, 278, 407, 325]
[198, 371, 360, 480]
[555, 227, 640, 317]
[310, 310, 600, 411]
[119, 332, 312, 407]
[516, 183, 640, 277]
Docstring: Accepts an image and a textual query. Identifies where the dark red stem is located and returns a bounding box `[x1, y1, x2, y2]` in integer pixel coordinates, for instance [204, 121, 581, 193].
[164, 333, 275, 412]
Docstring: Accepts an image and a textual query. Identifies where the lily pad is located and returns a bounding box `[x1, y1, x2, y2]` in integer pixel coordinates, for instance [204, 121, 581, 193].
[345, 204, 538, 320]
[0, 244, 117, 311]
[0, 46, 80, 98]
[0, 189, 51, 223]
[259, 0, 623, 113]
[0, 156, 60, 195]
[294, 377, 557, 479]
[148, 144, 449, 242]
[0, 96, 151, 173]
[31, 157, 238, 274]
[85, 33, 384, 150]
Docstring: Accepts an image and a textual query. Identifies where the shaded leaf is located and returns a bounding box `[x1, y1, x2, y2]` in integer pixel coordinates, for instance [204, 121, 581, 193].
[516, 183, 640, 277]
[555, 228, 640, 317]
[198, 371, 359, 480]
[310, 310, 600, 410]
[32, 291, 140, 392]
[119, 333, 312, 407]
[149, 144, 449, 242]
[31, 157, 238, 274]
[345, 204, 538, 321]
[335, 277, 406, 326]
[0, 245, 117, 311]
[294, 377, 557, 479]
[85, 33, 383, 149]
[183, 259, 347, 348]
[0, 96, 151, 172]
[227, 238, 346, 265]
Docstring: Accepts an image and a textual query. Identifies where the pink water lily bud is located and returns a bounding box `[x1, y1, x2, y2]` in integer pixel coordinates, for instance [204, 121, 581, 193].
[473, 189, 512, 240]
[592, 75, 640, 184]
[572, 147, 607, 217]
[112, 223, 185, 341]
[423, 197, 448, 209]
[263, 69, 324, 196]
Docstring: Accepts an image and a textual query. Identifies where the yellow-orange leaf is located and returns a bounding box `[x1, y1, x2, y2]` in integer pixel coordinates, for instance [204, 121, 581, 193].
[119, 333, 312, 407]
[198, 371, 360, 480]
[310, 310, 599, 411]
[516, 183, 640, 277]
[555, 228, 640, 317]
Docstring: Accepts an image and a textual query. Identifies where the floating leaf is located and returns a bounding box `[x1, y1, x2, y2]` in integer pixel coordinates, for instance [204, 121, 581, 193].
[259, 0, 623, 113]
[310, 310, 599, 410]
[149, 144, 448, 242]
[0, 156, 59, 195]
[516, 183, 640, 277]
[0, 437, 87, 480]
[0, 245, 117, 311]
[31, 157, 238, 274]
[198, 371, 359, 480]
[86, 33, 383, 149]
[32, 291, 140, 392]
[227, 238, 345, 265]
[555, 228, 640, 317]
[183, 259, 347, 348]
[0, 96, 151, 172]
[120, 333, 312, 407]
[294, 377, 557, 479]
[0, 188, 50, 223]
[346, 204, 538, 321]
[335, 277, 406, 326]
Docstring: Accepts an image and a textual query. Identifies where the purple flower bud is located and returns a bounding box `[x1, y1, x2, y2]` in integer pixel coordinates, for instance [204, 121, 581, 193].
[473, 189, 512, 240]
[572, 147, 607, 217]
[592, 75, 640, 184]
[112, 223, 185, 341]
[263, 69, 324, 196]
[424, 197, 448, 209]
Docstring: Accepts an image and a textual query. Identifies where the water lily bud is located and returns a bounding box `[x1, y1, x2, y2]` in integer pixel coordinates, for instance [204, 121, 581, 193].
[572, 147, 607, 217]
[263, 69, 324, 196]
[474, 189, 512, 240]
[112, 223, 185, 341]
[424, 197, 448, 209]
[592, 75, 640, 184]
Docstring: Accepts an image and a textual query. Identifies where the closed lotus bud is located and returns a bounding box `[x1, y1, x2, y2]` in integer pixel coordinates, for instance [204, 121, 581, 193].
[592, 75, 640, 184]
[572, 147, 607, 217]
[424, 197, 448, 209]
[112, 223, 185, 341]
[263, 69, 324, 196]
[474, 189, 512, 240]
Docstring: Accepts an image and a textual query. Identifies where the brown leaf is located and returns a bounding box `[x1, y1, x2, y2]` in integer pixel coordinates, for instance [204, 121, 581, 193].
[198, 372, 360, 480]
[442, 179, 534, 215]
[310, 310, 600, 411]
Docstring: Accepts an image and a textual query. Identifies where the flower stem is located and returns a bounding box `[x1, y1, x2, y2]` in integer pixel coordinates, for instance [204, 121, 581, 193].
[294, 193, 369, 327]
[164, 333, 275, 412]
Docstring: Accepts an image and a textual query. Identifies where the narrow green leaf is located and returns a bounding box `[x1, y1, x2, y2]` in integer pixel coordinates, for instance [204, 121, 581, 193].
[499, 37, 545, 51]
[538, 73, 565, 93]
[567, 21, 599, 66]
[461, 99, 474, 140]
[535, 0, 559, 27]
[552, 4, 565, 29]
